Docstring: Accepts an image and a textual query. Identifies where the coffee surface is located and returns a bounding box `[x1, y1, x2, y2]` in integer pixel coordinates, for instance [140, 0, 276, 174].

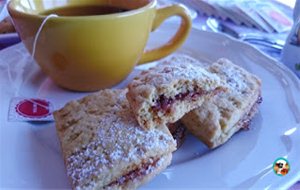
[41, 5, 129, 16]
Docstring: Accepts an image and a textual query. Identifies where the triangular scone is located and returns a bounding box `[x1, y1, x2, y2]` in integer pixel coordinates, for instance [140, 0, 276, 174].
[181, 58, 262, 148]
[127, 61, 226, 129]
[53, 89, 176, 190]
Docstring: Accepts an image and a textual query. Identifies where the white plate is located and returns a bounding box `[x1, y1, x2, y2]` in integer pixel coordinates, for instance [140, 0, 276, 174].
[1, 24, 300, 189]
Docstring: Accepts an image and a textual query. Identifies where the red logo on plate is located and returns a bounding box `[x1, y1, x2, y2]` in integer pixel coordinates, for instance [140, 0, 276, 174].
[15, 99, 51, 118]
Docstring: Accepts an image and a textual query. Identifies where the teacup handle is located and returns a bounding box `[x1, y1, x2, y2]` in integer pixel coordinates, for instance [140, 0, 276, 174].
[138, 4, 192, 64]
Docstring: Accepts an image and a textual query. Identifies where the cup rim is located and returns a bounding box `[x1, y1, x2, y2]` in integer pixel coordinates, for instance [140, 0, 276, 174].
[8, 0, 156, 20]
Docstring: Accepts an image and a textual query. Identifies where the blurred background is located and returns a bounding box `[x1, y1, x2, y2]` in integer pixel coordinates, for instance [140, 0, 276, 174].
[156, 0, 300, 79]
[159, 0, 297, 60]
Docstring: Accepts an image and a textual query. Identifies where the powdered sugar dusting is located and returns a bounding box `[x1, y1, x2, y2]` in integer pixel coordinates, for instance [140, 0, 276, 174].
[210, 58, 261, 96]
[132, 61, 220, 90]
[62, 89, 175, 189]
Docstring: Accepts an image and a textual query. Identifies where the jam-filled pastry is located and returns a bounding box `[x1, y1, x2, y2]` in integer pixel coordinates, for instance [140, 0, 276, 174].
[126, 61, 226, 129]
[53, 89, 176, 190]
[182, 58, 262, 149]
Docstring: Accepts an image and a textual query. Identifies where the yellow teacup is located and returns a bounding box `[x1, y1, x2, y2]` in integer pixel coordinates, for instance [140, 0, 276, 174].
[8, 0, 191, 91]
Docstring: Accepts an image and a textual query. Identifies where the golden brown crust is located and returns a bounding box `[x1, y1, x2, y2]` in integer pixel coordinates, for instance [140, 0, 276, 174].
[53, 89, 176, 190]
[182, 58, 262, 148]
[168, 121, 187, 149]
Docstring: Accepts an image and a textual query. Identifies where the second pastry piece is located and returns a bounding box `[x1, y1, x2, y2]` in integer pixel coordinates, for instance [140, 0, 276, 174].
[181, 58, 262, 148]
[127, 61, 225, 129]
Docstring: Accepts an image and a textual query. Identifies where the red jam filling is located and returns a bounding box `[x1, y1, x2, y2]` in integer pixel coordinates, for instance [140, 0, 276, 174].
[106, 158, 159, 187]
[151, 90, 205, 112]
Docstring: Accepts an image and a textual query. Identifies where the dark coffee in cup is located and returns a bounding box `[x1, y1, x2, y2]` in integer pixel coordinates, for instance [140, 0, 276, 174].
[41, 5, 129, 16]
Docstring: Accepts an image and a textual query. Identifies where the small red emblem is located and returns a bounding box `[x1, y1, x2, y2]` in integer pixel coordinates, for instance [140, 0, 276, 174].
[15, 99, 51, 118]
